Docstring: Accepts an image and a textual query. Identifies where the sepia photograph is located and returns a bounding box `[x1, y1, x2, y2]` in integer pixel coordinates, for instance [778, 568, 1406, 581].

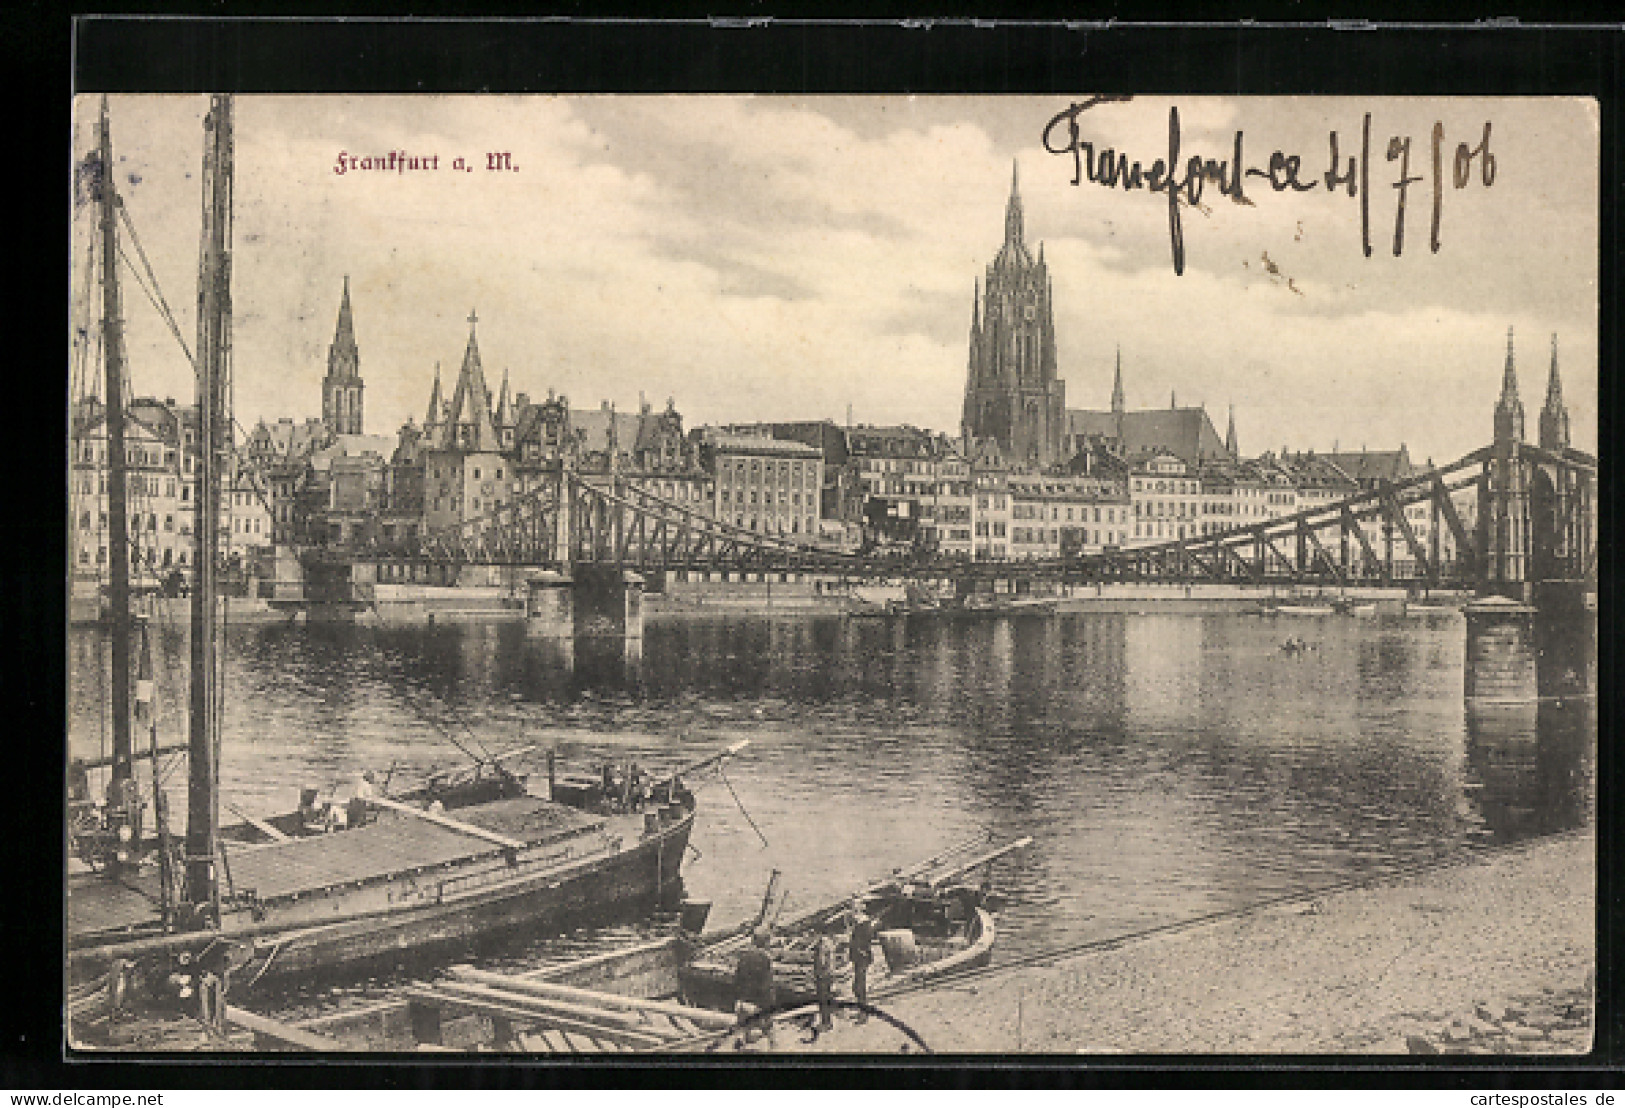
[66, 90, 1596, 1057]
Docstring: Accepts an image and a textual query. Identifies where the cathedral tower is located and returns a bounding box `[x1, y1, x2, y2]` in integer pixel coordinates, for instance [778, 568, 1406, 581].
[322, 276, 364, 436]
[961, 162, 1066, 468]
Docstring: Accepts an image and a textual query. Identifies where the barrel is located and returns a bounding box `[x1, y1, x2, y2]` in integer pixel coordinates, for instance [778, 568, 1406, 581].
[680, 899, 713, 934]
[878, 930, 917, 974]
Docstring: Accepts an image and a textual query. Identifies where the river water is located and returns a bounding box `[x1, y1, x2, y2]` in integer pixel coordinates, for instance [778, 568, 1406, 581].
[68, 607, 1593, 1009]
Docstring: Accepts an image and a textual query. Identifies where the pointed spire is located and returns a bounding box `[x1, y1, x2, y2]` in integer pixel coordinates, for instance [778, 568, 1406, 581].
[495, 366, 511, 427]
[1170, 389, 1177, 409]
[1495, 325, 1525, 445]
[1500, 325, 1519, 403]
[1004, 159, 1024, 246]
[328, 275, 358, 376]
[440, 311, 499, 451]
[1539, 332, 1570, 451]
[1544, 333, 1563, 410]
[1110, 347, 1125, 415]
[425, 362, 444, 428]
[1226, 404, 1238, 457]
[326, 276, 359, 383]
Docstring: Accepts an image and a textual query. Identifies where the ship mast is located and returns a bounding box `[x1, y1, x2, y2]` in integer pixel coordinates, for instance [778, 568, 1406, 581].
[183, 94, 233, 919]
[95, 97, 137, 836]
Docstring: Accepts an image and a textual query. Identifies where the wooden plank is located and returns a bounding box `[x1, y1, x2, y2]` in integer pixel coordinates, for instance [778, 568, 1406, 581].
[517, 1032, 550, 1053]
[648, 1012, 686, 1037]
[368, 795, 526, 851]
[432, 979, 646, 1029]
[223, 801, 291, 843]
[566, 1031, 601, 1053]
[224, 1005, 352, 1052]
[668, 1014, 700, 1037]
[403, 988, 666, 1050]
[540, 1029, 570, 1054]
[927, 837, 1034, 888]
[449, 967, 735, 1031]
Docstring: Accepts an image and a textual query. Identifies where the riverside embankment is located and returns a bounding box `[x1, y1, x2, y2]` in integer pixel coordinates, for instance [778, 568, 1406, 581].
[786, 831, 1594, 1055]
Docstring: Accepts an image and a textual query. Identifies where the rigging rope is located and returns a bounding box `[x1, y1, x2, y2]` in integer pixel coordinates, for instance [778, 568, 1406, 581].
[118, 196, 195, 369]
[716, 762, 768, 849]
[361, 602, 494, 765]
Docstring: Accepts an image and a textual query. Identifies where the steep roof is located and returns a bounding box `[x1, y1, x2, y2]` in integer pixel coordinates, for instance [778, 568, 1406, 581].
[845, 424, 939, 459]
[571, 407, 643, 456]
[438, 315, 499, 452]
[1323, 447, 1414, 484]
[1066, 406, 1229, 466]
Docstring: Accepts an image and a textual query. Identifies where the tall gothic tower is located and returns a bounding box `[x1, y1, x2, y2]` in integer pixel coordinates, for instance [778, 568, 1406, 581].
[1488, 326, 1529, 589]
[1539, 334, 1570, 452]
[322, 276, 364, 435]
[961, 162, 1066, 467]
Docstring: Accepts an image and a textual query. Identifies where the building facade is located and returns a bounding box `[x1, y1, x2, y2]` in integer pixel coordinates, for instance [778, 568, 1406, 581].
[705, 432, 823, 538]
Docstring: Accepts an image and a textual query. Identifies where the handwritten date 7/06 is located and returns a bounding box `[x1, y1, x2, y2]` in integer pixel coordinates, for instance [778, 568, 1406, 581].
[1041, 98, 1496, 276]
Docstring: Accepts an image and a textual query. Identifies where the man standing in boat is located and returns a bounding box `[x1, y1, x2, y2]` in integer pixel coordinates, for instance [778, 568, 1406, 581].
[846, 898, 876, 1022]
[812, 924, 838, 1032]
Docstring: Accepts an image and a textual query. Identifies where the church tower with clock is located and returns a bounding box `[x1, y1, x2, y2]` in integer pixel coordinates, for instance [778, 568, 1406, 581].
[961, 162, 1066, 468]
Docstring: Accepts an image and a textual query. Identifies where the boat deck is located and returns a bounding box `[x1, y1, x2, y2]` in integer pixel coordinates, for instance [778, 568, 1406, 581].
[226, 797, 606, 902]
[67, 869, 166, 938]
[69, 797, 608, 940]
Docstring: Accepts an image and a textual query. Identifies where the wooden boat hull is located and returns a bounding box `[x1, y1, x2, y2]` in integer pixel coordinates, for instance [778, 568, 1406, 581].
[676, 907, 995, 1013]
[69, 808, 693, 993]
[246, 811, 693, 986]
[250, 908, 997, 1053]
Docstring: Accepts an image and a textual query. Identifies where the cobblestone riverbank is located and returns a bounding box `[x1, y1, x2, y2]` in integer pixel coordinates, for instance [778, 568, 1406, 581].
[772, 831, 1594, 1055]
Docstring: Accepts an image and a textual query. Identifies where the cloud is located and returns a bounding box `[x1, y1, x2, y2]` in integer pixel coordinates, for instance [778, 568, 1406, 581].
[73, 94, 1596, 468]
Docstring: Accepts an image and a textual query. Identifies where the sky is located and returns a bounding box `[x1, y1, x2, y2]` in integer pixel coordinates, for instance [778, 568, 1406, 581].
[70, 95, 1598, 465]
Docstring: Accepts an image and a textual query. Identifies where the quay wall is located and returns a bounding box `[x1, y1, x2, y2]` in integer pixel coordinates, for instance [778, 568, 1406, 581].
[71, 579, 1476, 626]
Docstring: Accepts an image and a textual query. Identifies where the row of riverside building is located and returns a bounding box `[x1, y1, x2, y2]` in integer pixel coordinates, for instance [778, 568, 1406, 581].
[71, 170, 1578, 583]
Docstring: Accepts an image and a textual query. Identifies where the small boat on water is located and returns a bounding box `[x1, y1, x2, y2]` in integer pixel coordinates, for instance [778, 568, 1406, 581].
[226, 834, 1030, 1053]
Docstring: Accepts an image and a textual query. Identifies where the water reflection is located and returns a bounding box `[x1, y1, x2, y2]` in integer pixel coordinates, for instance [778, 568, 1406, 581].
[1464, 698, 1594, 843]
[68, 609, 1594, 965]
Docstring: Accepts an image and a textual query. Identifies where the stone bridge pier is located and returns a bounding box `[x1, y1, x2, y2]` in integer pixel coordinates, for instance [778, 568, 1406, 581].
[1464, 583, 1595, 706]
[525, 565, 644, 668]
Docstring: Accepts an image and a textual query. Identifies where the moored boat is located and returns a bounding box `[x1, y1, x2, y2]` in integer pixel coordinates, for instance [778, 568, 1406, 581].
[66, 98, 739, 1042]
[225, 834, 1029, 1053]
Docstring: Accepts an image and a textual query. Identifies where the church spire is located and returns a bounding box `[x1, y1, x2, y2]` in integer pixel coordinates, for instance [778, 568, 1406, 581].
[322, 275, 363, 434]
[1110, 348, 1125, 414]
[328, 276, 358, 377]
[1004, 159, 1024, 247]
[440, 309, 499, 451]
[495, 366, 511, 427]
[425, 362, 443, 426]
[1539, 332, 1570, 451]
[1226, 403, 1238, 457]
[1495, 325, 1525, 445]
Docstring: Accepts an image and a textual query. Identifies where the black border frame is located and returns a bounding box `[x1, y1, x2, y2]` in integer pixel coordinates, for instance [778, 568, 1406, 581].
[14, 12, 1619, 1091]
